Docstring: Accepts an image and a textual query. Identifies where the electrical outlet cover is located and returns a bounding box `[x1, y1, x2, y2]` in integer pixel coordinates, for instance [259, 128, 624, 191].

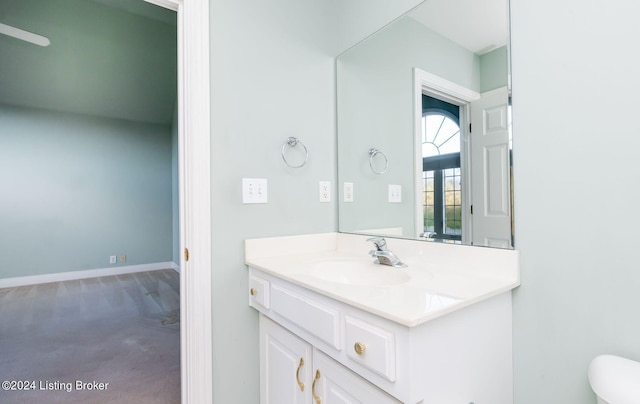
[343, 182, 354, 202]
[388, 184, 402, 203]
[319, 181, 331, 202]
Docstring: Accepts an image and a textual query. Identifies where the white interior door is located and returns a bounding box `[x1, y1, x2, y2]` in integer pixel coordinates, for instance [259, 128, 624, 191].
[470, 87, 512, 248]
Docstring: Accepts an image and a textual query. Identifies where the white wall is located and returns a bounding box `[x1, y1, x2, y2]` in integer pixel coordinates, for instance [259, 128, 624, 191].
[209, 0, 339, 402]
[511, 0, 640, 402]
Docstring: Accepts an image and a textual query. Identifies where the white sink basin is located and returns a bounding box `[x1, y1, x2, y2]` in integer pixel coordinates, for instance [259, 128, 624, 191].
[305, 258, 411, 286]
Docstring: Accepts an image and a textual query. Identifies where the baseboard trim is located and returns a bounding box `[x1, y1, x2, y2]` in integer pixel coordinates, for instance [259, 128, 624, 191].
[170, 262, 180, 273]
[0, 262, 178, 289]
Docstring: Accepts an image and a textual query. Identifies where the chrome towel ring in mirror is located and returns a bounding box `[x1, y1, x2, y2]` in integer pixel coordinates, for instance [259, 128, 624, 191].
[369, 147, 388, 174]
[282, 137, 309, 168]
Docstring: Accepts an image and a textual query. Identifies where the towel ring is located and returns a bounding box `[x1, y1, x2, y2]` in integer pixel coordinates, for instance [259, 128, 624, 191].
[369, 148, 388, 175]
[282, 137, 308, 168]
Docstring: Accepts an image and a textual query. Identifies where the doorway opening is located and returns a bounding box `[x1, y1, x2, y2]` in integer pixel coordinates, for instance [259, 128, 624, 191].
[413, 68, 512, 248]
[412, 68, 479, 243]
[131, 1, 212, 401]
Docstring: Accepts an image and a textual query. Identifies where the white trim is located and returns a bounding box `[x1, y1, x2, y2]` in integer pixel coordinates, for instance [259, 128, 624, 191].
[170, 262, 180, 273]
[415, 69, 480, 105]
[413, 68, 478, 240]
[460, 105, 472, 245]
[0, 262, 176, 289]
[172, 0, 213, 403]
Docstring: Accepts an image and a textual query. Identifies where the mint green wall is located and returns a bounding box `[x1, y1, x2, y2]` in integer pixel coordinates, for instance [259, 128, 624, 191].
[480, 46, 508, 93]
[511, 0, 640, 402]
[0, 104, 173, 279]
[209, 0, 341, 401]
[207, 0, 425, 400]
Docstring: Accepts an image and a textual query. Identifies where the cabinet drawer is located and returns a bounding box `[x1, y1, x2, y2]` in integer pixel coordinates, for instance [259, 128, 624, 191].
[271, 284, 341, 350]
[314, 349, 402, 404]
[345, 315, 396, 382]
[249, 273, 270, 309]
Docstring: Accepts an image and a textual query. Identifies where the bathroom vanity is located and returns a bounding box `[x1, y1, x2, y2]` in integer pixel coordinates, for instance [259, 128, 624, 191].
[246, 232, 520, 404]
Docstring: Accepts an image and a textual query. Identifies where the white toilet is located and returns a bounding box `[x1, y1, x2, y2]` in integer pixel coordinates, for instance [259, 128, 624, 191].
[588, 355, 640, 404]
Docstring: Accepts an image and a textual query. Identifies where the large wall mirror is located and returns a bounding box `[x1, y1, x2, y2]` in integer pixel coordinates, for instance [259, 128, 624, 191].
[337, 0, 513, 249]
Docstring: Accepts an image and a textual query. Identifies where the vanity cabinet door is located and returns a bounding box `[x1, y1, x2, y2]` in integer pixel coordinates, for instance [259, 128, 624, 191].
[260, 315, 312, 404]
[311, 350, 401, 404]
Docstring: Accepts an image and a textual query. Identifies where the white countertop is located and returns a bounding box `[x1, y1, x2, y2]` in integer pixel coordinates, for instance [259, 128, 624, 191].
[245, 232, 520, 327]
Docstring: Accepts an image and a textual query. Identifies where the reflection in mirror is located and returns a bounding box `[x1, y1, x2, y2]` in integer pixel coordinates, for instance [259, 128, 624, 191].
[422, 96, 463, 242]
[337, 0, 512, 248]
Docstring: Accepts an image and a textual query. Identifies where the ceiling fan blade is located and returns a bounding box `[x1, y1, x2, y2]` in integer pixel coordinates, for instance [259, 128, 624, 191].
[0, 22, 50, 47]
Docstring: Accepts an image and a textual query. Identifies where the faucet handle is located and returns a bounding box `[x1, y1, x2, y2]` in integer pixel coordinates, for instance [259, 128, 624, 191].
[366, 237, 387, 250]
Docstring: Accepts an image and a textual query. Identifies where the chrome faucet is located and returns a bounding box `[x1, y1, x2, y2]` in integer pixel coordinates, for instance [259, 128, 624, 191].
[367, 237, 407, 268]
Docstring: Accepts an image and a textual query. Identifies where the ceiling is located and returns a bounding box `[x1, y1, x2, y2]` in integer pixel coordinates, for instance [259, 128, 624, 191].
[0, 0, 506, 124]
[409, 0, 508, 55]
[88, 0, 177, 26]
[0, 0, 177, 125]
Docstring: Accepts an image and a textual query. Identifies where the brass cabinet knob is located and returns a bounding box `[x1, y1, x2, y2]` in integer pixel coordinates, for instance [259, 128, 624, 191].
[354, 341, 367, 355]
[250, 288, 257, 296]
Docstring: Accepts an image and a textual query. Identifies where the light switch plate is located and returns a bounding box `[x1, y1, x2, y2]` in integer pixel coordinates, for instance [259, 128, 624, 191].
[242, 178, 268, 204]
[388, 184, 401, 203]
[343, 182, 354, 202]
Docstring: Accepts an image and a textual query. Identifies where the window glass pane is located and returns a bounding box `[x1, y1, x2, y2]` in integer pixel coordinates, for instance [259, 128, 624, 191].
[422, 114, 460, 158]
[453, 168, 461, 190]
[423, 170, 435, 232]
[443, 167, 462, 236]
[425, 190, 434, 206]
[424, 206, 434, 232]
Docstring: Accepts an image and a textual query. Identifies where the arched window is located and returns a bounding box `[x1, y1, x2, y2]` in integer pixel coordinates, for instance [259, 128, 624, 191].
[422, 96, 462, 241]
[422, 113, 460, 158]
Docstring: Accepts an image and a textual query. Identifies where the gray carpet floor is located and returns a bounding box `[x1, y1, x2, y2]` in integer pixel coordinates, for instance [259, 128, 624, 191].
[0, 269, 181, 403]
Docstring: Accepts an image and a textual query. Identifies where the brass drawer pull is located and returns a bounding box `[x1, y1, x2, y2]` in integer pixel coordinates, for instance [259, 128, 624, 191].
[296, 357, 305, 392]
[250, 288, 257, 296]
[354, 341, 367, 355]
[312, 369, 321, 403]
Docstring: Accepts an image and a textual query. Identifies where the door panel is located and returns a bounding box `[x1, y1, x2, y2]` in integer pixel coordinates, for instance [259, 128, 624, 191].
[260, 316, 312, 404]
[470, 88, 511, 248]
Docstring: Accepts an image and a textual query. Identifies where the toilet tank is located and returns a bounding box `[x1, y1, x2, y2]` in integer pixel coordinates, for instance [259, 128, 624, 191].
[589, 355, 640, 404]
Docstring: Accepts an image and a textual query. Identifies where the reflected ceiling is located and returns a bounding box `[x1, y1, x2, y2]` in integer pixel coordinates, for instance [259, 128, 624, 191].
[409, 0, 508, 54]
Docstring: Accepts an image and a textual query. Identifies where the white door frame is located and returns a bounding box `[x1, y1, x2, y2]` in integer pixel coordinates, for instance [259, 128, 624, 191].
[413, 68, 479, 242]
[145, 1, 212, 402]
